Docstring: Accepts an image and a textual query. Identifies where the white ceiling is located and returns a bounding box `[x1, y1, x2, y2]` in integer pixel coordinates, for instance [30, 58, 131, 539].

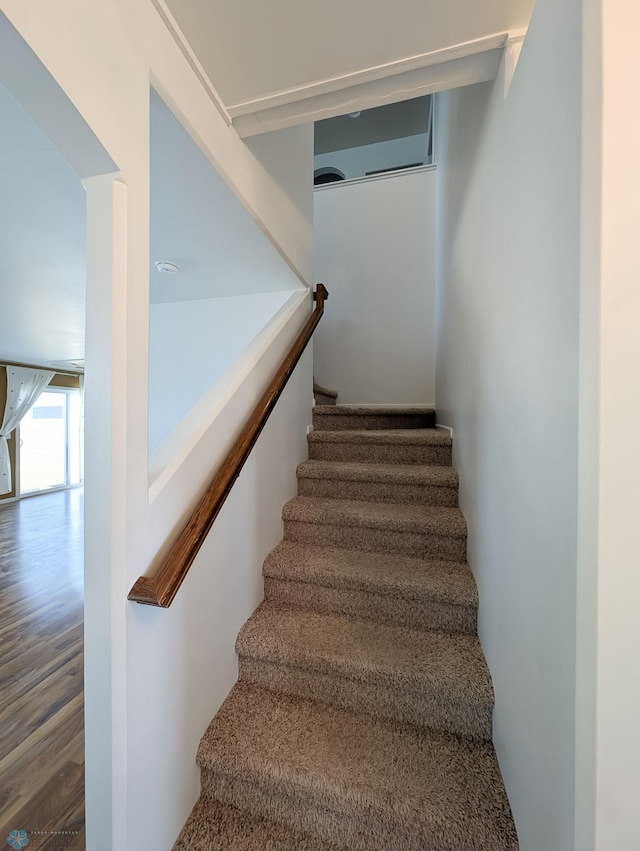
[0, 82, 86, 368]
[164, 0, 535, 108]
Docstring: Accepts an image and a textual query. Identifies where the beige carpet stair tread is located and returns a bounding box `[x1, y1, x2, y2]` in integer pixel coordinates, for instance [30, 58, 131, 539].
[283, 496, 467, 537]
[173, 798, 335, 850]
[308, 427, 450, 445]
[197, 683, 518, 851]
[297, 459, 458, 487]
[237, 604, 492, 707]
[263, 541, 478, 608]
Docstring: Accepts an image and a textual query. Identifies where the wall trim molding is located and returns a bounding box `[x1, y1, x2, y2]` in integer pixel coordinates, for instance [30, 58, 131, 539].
[231, 44, 507, 138]
[504, 32, 526, 96]
[147, 8, 527, 139]
[150, 0, 232, 126]
[228, 33, 509, 117]
[435, 423, 454, 437]
[148, 5, 527, 141]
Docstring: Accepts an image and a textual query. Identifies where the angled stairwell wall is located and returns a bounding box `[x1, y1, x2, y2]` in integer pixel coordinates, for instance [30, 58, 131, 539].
[434, 0, 581, 846]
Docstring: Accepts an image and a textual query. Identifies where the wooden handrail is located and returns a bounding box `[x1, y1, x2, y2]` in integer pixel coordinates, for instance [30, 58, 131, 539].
[128, 284, 328, 607]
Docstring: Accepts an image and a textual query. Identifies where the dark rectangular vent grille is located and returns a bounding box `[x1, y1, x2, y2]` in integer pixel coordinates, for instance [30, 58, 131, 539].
[365, 162, 424, 176]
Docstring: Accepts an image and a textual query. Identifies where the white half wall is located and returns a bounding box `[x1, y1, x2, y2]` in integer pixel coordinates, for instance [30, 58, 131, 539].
[434, 0, 580, 847]
[313, 168, 436, 405]
[127, 345, 313, 850]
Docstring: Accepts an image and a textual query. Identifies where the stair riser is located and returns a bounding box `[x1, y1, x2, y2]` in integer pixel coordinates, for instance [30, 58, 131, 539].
[200, 774, 446, 851]
[314, 392, 336, 406]
[312, 412, 436, 431]
[263, 578, 477, 635]
[172, 798, 329, 851]
[284, 520, 467, 562]
[308, 442, 452, 466]
[238, 657, 492, 741]
[200, 766, 518, 851]
[297, 476, 458, 506]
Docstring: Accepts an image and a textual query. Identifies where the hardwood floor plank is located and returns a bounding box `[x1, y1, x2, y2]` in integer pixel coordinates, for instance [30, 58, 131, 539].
[0, 626, 82, 714]
[0, 700, 83, 831]
[0, 491, 84, 847]
[2, 760, 84, 850]
[0, 693, 84, 779]
[0, 612, 83, 670]
[40, 800, 85, 851]
[0, 653, 83, 762]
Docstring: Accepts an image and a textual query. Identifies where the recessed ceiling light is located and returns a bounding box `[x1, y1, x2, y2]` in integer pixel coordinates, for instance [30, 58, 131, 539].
[348, 111, 362, 119]
[154, 260, 180, 274]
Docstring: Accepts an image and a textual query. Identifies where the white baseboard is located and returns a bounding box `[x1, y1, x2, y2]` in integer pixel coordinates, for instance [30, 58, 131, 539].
[435, 423, 453, 437]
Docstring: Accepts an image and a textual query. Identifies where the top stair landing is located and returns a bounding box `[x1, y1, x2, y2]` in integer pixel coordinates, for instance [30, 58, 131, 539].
[313, 405, 436, 431]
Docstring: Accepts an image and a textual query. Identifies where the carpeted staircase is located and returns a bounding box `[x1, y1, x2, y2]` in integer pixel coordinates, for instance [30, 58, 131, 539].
[313, 380, 339, 407]
[173, 405, 518, 850]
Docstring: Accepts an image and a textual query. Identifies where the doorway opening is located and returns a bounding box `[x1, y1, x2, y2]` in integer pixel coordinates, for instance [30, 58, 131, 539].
[0, 10, 118, 847]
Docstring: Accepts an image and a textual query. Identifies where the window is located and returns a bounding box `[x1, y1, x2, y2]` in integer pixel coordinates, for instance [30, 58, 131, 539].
[18, 387, 83, 495]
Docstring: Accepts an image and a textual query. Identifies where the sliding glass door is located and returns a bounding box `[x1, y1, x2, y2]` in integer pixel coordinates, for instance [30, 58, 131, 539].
[19, 387, 83, 495]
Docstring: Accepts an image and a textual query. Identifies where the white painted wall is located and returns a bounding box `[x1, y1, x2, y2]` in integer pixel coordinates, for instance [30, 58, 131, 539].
[0, 5, 315, 850]
[0, 81, 86, 365]
[245, 123, 315, 264]
[314, 134, 430, 180]
[434, 0, 580, 847]
[148, 290, 295, 455]
[313, 169, 436, 404]
[576, 1, 640, 848]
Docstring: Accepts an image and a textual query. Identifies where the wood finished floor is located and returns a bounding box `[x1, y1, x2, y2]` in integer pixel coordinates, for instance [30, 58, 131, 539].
[0, 490, 84, 849]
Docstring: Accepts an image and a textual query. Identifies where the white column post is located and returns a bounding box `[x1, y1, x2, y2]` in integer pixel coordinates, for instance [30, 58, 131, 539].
[82, 172, 128, 851]
[577, 1, 640, 847]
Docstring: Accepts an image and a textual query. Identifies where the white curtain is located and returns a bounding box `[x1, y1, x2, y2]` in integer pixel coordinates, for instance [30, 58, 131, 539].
[0, 366, 54, 495]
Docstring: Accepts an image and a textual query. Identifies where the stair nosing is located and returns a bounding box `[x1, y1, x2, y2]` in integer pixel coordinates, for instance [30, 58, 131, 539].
[173, 798, 337, 850]
[196, 684, 515, 850]
[308, 428, 451, 445]
[283, 496, 467, 538]
[296, 459, 459, 487]
[236, 604, 492, 701]
[263, 542, 478, 608]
